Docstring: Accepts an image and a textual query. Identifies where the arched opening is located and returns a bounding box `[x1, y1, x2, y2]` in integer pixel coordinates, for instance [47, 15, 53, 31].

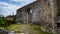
[26, 8, 33, 24]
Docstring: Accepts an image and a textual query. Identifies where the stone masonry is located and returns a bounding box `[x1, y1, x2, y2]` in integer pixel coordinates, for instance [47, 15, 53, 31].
[16, 0, 60, 34]
[16, 1, 40, 24]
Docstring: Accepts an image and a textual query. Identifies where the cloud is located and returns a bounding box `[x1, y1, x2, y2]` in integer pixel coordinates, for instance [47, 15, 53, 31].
[0, 0, 36, 16]
[0, 1, 21, 16]
[12, 0, 36, 2]
[11, 0, 36, 5]
[12, 0, 25, 2]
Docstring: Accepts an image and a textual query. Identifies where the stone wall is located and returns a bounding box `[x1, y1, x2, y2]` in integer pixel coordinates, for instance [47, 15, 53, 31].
[37, 0, 57, 33]
[16, 0, 53, 32]
[16, 0, 58, 34]
[16, 1, 40, 24]
[39, 0, 59, 34]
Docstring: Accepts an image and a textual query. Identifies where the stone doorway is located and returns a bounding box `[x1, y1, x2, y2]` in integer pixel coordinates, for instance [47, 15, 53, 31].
[26, 8, 32, 24]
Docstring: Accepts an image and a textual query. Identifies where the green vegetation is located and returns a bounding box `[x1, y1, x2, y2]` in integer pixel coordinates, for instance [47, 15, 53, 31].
[7, 24, 53, 34]
[0, 14, 53, 34]
[12, 15, 16, 24]
[0, 14, 16, 27]
[0, 14, 7, 27]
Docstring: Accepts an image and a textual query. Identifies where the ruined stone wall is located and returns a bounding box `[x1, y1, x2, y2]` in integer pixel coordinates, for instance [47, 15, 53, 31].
[38, 0, 58, 33]
[16, 1, 40, 24]
[39, 0, 54, 32]
[39, 0, 52, 23]
[16, 0, 58, 33]
[31, 1, 40, 23]
[16, 7, 27, 23]
[53, 0, 60, 34]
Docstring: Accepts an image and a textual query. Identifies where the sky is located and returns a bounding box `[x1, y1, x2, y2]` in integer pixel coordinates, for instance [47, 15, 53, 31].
[0, 0, 36, 16]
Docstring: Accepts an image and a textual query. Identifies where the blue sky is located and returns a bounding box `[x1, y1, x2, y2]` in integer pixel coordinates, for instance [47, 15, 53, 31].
[0, 0, 36, 16]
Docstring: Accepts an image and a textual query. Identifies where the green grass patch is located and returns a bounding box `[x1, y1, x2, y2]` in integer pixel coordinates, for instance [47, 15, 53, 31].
[7, 24, 53, 34]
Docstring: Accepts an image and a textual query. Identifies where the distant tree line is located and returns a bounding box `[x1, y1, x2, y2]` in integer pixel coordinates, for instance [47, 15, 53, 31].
[0, 14, 7, 27]
[0, 14, 16, 27]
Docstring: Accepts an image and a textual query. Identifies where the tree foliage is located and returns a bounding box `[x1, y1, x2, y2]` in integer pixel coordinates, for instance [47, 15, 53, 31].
[0, 14, 7, 27]
[12, 15, 16, 24]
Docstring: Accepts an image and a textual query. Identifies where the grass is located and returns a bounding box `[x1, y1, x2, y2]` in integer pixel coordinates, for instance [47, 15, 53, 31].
[0, 26, 5, 28]
[7, 24, 53, 34]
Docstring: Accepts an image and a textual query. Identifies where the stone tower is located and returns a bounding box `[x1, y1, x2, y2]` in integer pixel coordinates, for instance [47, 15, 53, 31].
[37, 0, 60, 34]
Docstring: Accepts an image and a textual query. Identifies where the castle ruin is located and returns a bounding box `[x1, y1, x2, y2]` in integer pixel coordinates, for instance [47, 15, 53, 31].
[16, 0, 60, 34]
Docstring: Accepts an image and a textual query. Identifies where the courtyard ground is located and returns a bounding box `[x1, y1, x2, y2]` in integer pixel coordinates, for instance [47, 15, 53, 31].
[7, 24, 53, 34]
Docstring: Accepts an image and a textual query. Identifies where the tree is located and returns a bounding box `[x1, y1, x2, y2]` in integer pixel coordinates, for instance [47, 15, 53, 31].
[0, 14, 7, 27]
[12, 15, 16, 24]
